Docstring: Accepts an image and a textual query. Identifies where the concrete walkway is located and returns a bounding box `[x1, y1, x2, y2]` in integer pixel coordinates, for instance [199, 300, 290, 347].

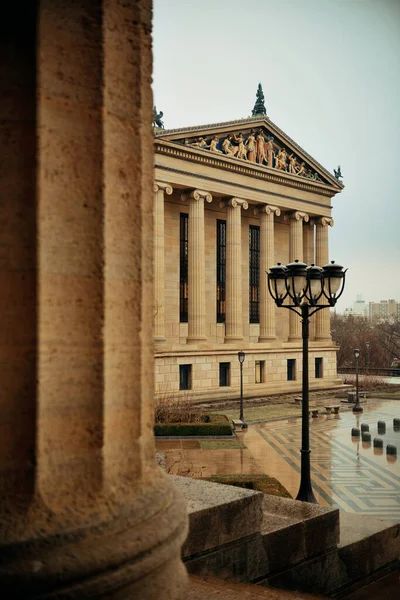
[188, 576, 323, 599]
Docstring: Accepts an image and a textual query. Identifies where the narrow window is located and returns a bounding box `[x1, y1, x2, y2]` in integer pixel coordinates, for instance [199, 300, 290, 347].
[255, 360, 265, 384]
[216, 219, 226, 323]
[315, 357, 323, 379]
[249, 225, 260, 323]
[287, 359, 296, 381]
[219, 362, 230, 387]
[179, 364, 192, 390]
[180, 213, 188, 322]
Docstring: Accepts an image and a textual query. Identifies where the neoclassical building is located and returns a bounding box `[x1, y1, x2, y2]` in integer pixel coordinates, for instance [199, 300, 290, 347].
[154, 105, 344, 399]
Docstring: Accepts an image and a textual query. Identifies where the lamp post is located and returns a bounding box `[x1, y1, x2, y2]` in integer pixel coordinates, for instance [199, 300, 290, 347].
[365, 341, 370, 371]
[353, 348, 363, 413]
[267, 259, 347, 503]
[238, 351, 247, 428]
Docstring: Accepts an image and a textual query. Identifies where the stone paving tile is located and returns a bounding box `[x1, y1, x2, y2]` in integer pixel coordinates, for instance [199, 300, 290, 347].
[188, 576, 324, 599]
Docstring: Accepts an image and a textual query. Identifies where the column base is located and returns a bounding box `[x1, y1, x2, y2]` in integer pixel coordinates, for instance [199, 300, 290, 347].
[0, 475, 188, 599]
[154, 335, 166, 343]
[186, 336, 207, 344]
[287, 336, 302, 343]
[224, 336, 244, 344]
[258, 336, 277, 344]
[314, 336, 332, 343]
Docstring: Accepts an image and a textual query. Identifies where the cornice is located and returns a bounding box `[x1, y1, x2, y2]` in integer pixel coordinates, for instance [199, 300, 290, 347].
[155, 139, 337, 198]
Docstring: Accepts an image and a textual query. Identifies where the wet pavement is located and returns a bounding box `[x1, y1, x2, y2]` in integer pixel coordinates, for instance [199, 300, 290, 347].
[157, 398, 400, 521]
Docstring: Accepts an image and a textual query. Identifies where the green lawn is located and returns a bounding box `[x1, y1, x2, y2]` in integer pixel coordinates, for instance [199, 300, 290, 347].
[213, 404, 303, 423]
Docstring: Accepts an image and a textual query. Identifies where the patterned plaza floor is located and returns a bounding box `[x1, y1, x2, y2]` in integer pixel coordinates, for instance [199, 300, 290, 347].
[156, 398, 400, 522]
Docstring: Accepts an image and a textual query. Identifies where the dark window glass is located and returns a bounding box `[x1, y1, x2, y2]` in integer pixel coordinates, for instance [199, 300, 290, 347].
[249, 225, 260, 323]
[180, 213, 189, 322]
[179, 364, 192, 390]
[255, 360, 264, 384]
[216, 220, 226, 323]
[219, 362, 230, 387]
[315, 357, 323, 379]
[287, 359, 296, 381]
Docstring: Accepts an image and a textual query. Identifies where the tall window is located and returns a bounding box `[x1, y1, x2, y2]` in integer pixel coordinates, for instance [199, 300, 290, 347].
[315, 357, 323, 379]
[287, 359, 296, 381]
[216, 220, 226, 323]
[180, 213, 188, 322]
[249, 225, 260, 323]
[219, 362, 230, 387]
[179, 364, 192, 390]
[255, 360, 265, 384]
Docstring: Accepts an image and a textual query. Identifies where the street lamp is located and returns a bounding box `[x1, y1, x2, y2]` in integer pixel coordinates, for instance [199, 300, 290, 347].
[268, 259, 347, 503]
[238, 351, 247, 429]
[365, 342, 370, 371]
[353, 348, 363, 413]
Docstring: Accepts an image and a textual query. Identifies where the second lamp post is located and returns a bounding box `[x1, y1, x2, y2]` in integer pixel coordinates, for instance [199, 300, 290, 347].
[268, 259, 347, 503]
[238, 351, 247, 428]
[353, 348, 363, 413]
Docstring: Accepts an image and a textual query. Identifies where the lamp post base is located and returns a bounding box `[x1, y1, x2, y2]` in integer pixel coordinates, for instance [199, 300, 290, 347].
[353, 406, 363, 413]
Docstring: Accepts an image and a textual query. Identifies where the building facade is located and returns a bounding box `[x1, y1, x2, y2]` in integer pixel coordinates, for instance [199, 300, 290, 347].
[154, 115, 344, 399]
[368, 299, 400, 321]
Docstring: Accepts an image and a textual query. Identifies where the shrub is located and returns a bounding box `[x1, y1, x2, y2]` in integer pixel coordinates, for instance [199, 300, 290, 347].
[155, 390, 206, 424]
[154, 413, 232, 437]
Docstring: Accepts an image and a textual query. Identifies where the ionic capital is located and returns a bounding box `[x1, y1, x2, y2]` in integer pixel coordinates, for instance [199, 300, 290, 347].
[288, 210, 309, 223]
[316, 216, 334, 227]
[181, 189, 212, 203]
[154, 181, 173, 195]
[219, 197, 248, 210]
[254, 204, 281, 217]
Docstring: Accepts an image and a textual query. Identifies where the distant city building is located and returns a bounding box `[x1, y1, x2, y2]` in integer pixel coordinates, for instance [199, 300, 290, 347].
[368, 299, 400, 321]
[343, 295, 367, 318]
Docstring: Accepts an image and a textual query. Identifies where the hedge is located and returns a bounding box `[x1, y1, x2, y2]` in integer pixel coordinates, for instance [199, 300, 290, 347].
[205, 474, 292, 498]
[154, 413, 232, 437]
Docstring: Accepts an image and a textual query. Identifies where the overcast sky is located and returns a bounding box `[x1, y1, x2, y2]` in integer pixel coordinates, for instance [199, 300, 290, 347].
[153, 0, 400, 312]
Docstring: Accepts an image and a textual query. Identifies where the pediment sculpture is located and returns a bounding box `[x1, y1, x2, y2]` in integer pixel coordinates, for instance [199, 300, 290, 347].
[185, 128, 323, 181]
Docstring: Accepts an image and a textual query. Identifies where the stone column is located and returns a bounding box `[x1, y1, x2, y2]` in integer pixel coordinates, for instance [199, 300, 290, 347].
[315, 217, 334, 341]
[182, 189, 212, 343]
[0, 2, 188, 598]
[258, 205, 281, 342]
[288, 211, 309, 342]
[154, 182, 172, 342]
[303, 220, 316, 339]
[220, 198, 248, 343]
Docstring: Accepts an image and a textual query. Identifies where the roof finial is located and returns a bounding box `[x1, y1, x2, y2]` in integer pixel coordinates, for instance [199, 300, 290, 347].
[252, 83, 267, 117]
[153, 106, 164, 129]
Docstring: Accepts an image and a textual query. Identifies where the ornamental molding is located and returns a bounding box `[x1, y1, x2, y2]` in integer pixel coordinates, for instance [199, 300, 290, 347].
[181, 189, 212, 203]
[155, 141, 337, 198]
[317, 217, 334, 227]
[287, 210, 309, 223]
[219, 197, 249, 210]
[154, 181, 173, 195]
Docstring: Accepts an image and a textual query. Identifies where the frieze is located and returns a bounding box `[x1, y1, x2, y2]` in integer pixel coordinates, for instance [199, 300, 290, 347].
[155, 141, 337, 198]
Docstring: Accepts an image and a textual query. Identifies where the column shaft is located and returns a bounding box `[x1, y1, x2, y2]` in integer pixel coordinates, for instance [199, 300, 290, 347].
[182, 190, 212, 343]
[315, 218, 333, 341]
[224, 198, 248, 342]
[259, 206, 281, 342]
[303, 220, 316, 340]
[154, 183, 172, 342]
[288, 212, 309, 341]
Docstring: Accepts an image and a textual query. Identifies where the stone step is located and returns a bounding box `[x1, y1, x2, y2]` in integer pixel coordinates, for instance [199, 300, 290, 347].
[188, 576, 324, 599]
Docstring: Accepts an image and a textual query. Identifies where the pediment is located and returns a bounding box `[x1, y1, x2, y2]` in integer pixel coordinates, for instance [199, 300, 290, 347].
[155, 116, 343, 190]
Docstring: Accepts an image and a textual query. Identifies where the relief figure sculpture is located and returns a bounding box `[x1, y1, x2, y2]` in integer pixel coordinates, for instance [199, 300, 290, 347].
[256, 130, 266, 164]
[275, 148, 287, 171]
[296, 162, 306, 176]
[191, 137, 208, 148]
[288, 153, 297, 174]
[245, 130, 256, 162]
[265, 137, 274, 167]
[233, 133, 247, 160]
[209, 136, 222, 153]
[222, 135, 238, 157]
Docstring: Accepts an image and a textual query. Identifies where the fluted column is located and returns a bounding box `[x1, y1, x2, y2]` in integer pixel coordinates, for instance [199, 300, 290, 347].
[258, 205, 281, 342]
[315, 217, 334, 341]
[303, 220, 316, 339]
[154, 182, 172, 342]
[182, 189, 212, 343]
[288, 211, 309, 341]
[0, 3, 188, 598]
[220, 198, 248, 343]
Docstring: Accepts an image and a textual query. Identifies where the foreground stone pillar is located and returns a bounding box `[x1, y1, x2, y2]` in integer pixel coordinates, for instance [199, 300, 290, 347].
[0, 2, 188, 598]
[315, 217, 334, 341]
[258, 205, 281, 342]
[154, 182, 173, 342]
[222, 198, 248, 343]
[182, 189, 212, 343]
[288, 211, 309, 342]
